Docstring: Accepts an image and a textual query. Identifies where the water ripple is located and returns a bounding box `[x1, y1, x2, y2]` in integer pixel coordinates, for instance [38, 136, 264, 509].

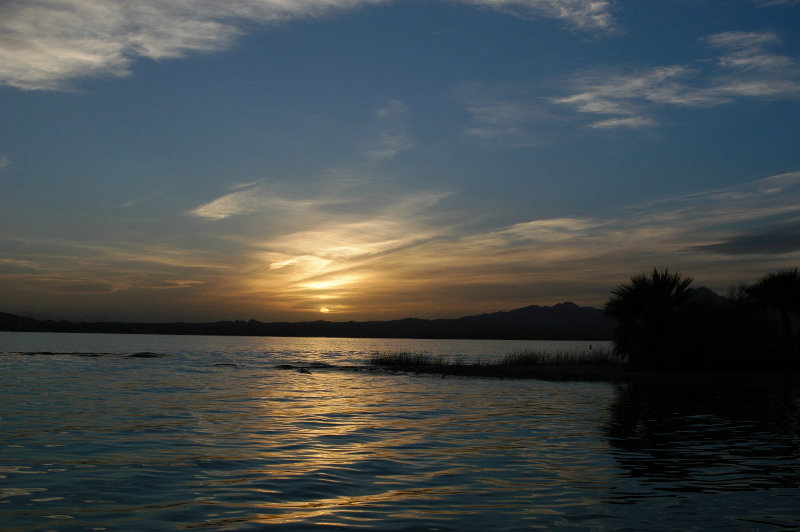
[1, 333, 799, 529]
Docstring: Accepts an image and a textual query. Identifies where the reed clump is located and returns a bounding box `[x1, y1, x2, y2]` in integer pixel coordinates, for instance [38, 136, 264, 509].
[500, 347, 622, 366]
[368, 348, 628, 381]
[367, 351, 456, 368]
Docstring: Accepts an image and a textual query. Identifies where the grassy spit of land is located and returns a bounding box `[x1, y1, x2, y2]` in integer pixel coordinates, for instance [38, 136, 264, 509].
[367, 348, 800, 384]
[367, 348, 636, 381]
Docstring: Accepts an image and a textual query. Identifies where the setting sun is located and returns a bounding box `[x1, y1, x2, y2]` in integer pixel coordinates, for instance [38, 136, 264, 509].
[320, 307, 330, 313]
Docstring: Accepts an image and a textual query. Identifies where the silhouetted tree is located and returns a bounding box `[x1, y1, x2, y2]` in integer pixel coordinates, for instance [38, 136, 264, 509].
[604, 268, 693, 367]
[747, 268, 800, 361]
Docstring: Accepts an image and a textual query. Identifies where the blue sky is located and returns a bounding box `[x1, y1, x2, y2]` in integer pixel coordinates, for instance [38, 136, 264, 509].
[1, 0, 800, 322]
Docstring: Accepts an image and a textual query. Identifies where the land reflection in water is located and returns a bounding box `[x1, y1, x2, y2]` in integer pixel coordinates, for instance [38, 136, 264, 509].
[605, 374, 800, 494]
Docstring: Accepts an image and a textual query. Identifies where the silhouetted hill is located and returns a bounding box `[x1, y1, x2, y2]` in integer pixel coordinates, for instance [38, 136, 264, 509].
[0, 303, 614, 340]
[0, 312, 38, 330]
[687, 286, 729, 305]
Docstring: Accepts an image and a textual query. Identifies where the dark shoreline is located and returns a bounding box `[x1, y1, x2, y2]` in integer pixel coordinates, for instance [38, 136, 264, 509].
[0, 303, 614, 340]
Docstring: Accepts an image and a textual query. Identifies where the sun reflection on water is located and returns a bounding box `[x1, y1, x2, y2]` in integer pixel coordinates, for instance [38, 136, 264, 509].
[179, 368, 619, 527]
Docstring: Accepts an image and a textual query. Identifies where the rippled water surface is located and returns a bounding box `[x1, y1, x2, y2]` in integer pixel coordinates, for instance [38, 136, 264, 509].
[1, 332, 799, 530]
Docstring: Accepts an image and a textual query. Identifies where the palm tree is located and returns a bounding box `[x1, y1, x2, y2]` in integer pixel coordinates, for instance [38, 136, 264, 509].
[746, 268, 800, 361]
[605, 268, 694, 367]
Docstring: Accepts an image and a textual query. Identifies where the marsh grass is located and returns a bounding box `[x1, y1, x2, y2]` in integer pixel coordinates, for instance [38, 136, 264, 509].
[368, 351, 461, 368]
[499, 347, 622, 366]
[368, 348, 627, 374]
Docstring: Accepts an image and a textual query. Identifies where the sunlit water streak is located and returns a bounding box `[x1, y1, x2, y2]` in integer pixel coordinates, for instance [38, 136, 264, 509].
[1, 332, 799, 530]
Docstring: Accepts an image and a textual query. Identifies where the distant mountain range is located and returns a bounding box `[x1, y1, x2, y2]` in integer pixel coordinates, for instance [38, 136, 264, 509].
[0, 302, 614, 340]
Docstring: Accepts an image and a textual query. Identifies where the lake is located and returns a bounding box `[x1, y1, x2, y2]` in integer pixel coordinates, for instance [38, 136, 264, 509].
[1, 332, 799, 530]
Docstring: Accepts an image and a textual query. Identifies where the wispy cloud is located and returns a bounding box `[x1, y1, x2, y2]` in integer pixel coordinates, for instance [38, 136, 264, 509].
[189, 183, 323, 221]
[588, 116, 655, 129]
[0, 235, 228, 299]
[554, 65, 714, 112]
[465, 100, 550, 143]
[457, 83, 557, 147]
[386, 171, 800, 305]
[704, 31, 800, 99]
[0, 0, 617, 91]
[553, 31, 800, 128]
[366, 99, 414, 161]
[706, 31, 790, 70]
[462, 0, 616, 31]
[198, 182, 453, 315]
[5, 169, 800, 319]
[190, 103, 417, 223]
[194, 168, 800, 316]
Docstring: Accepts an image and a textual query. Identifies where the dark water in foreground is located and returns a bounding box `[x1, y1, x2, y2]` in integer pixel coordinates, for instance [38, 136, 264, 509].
[1, 332, 799, 530]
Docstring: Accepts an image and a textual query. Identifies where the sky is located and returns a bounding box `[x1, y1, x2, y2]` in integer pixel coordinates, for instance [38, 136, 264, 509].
[1, 0, 800, 322]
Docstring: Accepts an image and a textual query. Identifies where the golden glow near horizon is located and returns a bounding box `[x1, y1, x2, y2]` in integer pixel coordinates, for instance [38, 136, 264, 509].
[3, 171, 800, 322]
[199, 172, 800, 321]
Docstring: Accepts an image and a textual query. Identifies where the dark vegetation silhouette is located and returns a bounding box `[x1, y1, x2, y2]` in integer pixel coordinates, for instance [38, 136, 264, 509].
[746, 268, 800, 361]
[606, 267, 799, 370]
[604, 268, 694, 368]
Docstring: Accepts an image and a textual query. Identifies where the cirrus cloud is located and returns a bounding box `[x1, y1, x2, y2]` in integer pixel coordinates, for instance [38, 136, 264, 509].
[190, 169, 800, 317]
[0, 0, 617, 91]
[552, 31, 800, 128]
[3, 168, 800, 319]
